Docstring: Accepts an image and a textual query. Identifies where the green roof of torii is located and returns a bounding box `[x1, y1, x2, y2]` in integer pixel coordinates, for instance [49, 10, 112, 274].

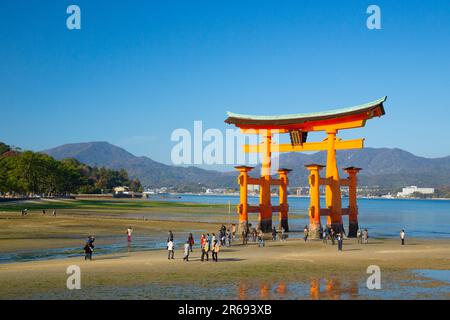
[225, 96, 387, 126]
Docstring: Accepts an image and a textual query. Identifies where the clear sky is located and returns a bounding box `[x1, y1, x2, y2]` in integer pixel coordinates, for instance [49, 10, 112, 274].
[1, 0, 449, 169]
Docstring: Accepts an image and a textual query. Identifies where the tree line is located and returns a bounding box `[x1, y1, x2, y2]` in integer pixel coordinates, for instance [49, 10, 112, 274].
[0, 142, 142, 196]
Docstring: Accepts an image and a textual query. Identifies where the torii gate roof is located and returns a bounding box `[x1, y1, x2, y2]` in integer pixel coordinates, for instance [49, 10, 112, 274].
[225, 96, 386, 130]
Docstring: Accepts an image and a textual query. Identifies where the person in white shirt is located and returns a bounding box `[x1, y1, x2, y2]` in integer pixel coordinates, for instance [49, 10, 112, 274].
[400, 229, 405, 245]
[183, 241, 190, 261]
[167, 240, 174, 260]
[127, 227, 133, 242]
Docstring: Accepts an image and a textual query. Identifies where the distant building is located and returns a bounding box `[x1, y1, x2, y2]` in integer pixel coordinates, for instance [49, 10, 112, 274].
[114, 186, 130, 194]
[296, 187, 309, 196]
[397, 186, 434, 197]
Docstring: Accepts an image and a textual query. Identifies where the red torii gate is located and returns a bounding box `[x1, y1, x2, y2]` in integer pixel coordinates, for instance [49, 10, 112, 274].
[225, 97, 386, 237]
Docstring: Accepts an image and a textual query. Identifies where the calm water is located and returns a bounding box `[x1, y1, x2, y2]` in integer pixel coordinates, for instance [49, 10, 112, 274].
[157, 194, 450, 239]
[29, 271, 450, 300]
[1, 195, 450, 264]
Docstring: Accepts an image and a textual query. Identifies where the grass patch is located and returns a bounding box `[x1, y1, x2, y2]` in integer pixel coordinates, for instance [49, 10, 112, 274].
[0, 199, 228, 212]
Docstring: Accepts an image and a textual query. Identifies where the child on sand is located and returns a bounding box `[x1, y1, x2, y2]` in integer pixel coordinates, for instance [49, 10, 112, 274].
[167, 240, 174, 260]
[400, 229, 405, 245]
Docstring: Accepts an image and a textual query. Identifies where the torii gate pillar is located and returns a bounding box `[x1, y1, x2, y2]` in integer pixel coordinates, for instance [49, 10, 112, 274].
[306, 164, 324, 239]
[344, 167, 362, 237]
[325, 130, 344, 233]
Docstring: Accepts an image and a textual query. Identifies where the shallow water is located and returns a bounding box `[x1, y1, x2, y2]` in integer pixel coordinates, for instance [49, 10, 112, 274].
[157, 195, 450, 238]
[413, 269, 450, 283]
[29, 270, 450, 300]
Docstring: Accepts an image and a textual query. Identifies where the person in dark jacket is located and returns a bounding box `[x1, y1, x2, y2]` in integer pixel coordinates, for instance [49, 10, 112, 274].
[337, 233, 343, 251]
[188, 233, 194, 252]
[168, 230, 174, 242]
[84, 242, 94, 260]
[272, 227, 277, 241]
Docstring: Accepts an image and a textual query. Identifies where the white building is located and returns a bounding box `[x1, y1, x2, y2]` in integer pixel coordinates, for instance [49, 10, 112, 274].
[397, 186, 434, 197]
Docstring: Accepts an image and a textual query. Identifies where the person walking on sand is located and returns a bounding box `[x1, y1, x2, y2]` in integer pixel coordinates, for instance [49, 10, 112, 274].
[87, 235, 95, 247]
[232, 224, 236, 240]
[183, 241, 190, 261]
[200, 234, 206, 248]
[272, 227, 277, 241]
[84, 241, 94, 260]
[126, 226, 133, 242]
[400, 229, 406, 245]
[357, 229, 362, 244]
[363, 228, 369, 244]
[303, 226, 309, 242]
[42, 209, 46, 215]
[167, 230, 174, 243]
[241, 229, 248, 245]
[322, 230, 327, 244]
[188, 233, 194, 252]
[281, 227, 286, 241]
[212, 240, 220, 262]
[52, 209, 56, 216]
[330, 229, 335, 245]
[201, 239, 210, 261]
[257, 229, 265, 247]
[337, 233, 343, 251]
[167, 239, 175, 260]
[206, 233, 211, 247]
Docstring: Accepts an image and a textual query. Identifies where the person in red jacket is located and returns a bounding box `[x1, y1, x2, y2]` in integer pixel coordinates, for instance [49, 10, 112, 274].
[200, 234, 205, 248]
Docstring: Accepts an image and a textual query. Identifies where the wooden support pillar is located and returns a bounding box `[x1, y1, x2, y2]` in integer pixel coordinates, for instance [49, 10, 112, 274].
[325, 130, 344, 233]
[310, 279, 320, 300]
[277, 168, 291, 232]
[305, 164, 325, 239]
[259, 131, 272, 232]
[344, 167, 361, 237]
[235, 166, 254, 234]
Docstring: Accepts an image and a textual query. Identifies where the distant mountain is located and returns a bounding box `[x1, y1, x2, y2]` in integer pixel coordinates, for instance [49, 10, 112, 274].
[272, 148, 450, 189]
[42, 142, 450, 190]
[42, 142, 235, 189]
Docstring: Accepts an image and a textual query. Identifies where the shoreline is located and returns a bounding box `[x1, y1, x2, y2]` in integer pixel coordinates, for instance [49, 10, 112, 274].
[1, 237, 450, 299]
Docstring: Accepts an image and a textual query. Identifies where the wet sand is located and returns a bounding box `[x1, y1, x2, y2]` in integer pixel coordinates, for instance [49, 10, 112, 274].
[1, 237, 450, 299]
[1, 199, 449, 299]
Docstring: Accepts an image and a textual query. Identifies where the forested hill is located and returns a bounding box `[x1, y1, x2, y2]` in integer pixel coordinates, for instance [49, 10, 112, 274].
[0, 142, 142, 195]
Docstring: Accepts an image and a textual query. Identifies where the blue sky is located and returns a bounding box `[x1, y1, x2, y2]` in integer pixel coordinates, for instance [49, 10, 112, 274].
[0, 0, 449, 169]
